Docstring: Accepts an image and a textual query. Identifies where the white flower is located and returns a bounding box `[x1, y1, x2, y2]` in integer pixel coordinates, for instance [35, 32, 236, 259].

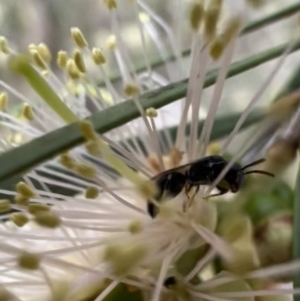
[0, 1, 299, 301]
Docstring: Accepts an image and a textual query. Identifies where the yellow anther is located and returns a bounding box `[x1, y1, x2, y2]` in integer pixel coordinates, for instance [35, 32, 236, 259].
[57, 50, 68, 69]
[18, 252, 40, 270]
[22, 103, 34, 120]
[0, 36, 9, 54]
[223, 17, 242, 42]
[207, 142, 221, 155]
[34, 212, 61, 228]
[124, 84, 139, 97]
[128, 220, 143, 234]
[41, 70, 50, 77]
[92, 48, 106, 65]
[245, 0, 265, 9]
[103, 0, 117, 10]
[104, 243, 147, 275]
[85, 141, 102, 157]
[14, 194, 29, 206]
[204, 0, 222, 40]
[30, 49, 48, 70]
[145, 107, 158, 118]
[10, 212, 29, 227]
[0, 288, 14, 301]
[189, 0, 204, 31]
[85, 186, 99, 199]
[106, 35, 116, 50]
[0, 92, 8, 111]
[66, 59, 82, 80]
[78, 120, 97, 141]
[59, 153, 76, 169]
[0, 199, 10, 213]
[73, 49, 86, 73]
[28, 43, 37, 51]
[28, 203, 50, 215]
[75, 163, 97, 179]
[37, 43, 52, 62]
[16, 182, 35, 198]
[209, 17, 241, 60]
[138, 179, 158, 200]
[71, 27, 88, 48]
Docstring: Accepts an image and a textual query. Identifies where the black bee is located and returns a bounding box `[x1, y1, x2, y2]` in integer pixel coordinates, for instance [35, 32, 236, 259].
[147, 156, 274, 218]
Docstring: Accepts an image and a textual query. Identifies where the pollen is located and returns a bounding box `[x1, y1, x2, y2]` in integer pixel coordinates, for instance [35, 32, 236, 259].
[75, 163, 97, 179]
[22, 103, 34, 120]
[106, 35, 116, 50]
[66, 59, 82, 80]
[85, 186, 99, 199]
[0, 200, 10, 213]
[37, 43, 52, 62]
[34, 212, 61, 228]
[146, 107, 158, 118]
[204, 0, 222, 40]
[28, 203, 50, 215]
[92, 48, 106, 65]
[128, 220, 143, 234]
[18, 252, 40, 270]
[124, 84, 140, 97]
[0, 36, 9, 54]
[0, 92, 8, 111]
[59, 153, 76, 169]
[103, 0, 117, 10]
[189, 0, 204, 31]
[78, 120, 97, 141]
[14, 194, 29, 206]
[71, 27, 88, 48]
[30, 49, 48, 71]
[16, 182, 35, 198]
[85, 141, 102, 157]
[57, 50, 68, 69]
[10, 212, 29, 227]
[73, 49, 86, 73]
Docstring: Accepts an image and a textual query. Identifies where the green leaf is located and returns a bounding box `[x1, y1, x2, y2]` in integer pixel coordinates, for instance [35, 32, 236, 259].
[293, 164, 300, 301]
[0, 110, 263, 198]
[1, 40, 298, 185]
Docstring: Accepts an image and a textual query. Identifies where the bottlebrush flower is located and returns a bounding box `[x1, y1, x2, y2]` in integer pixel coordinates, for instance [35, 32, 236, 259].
[0, 1, 299, 301]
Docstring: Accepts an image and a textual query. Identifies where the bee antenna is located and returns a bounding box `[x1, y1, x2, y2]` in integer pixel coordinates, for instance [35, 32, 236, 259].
[243, 170, 275, 177]
[240, 158, 266, 171]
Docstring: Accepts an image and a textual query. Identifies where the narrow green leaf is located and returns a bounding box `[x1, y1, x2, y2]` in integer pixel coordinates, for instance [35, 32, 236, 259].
[293, 163, 300, 301]
[0, 40, 299, 184]
[0, 110, 264, 197]
[106, 2, 300, 84]
[9, 55, 78, 123]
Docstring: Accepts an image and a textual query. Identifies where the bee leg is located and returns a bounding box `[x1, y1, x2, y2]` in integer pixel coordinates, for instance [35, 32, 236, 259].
[206, 185, 229, 198]
[188, 185, 200, 207]
[183, 185, 192, 212]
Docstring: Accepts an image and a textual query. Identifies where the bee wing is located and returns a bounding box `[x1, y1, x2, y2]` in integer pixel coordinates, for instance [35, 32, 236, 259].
[150, 162, 194, 181]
